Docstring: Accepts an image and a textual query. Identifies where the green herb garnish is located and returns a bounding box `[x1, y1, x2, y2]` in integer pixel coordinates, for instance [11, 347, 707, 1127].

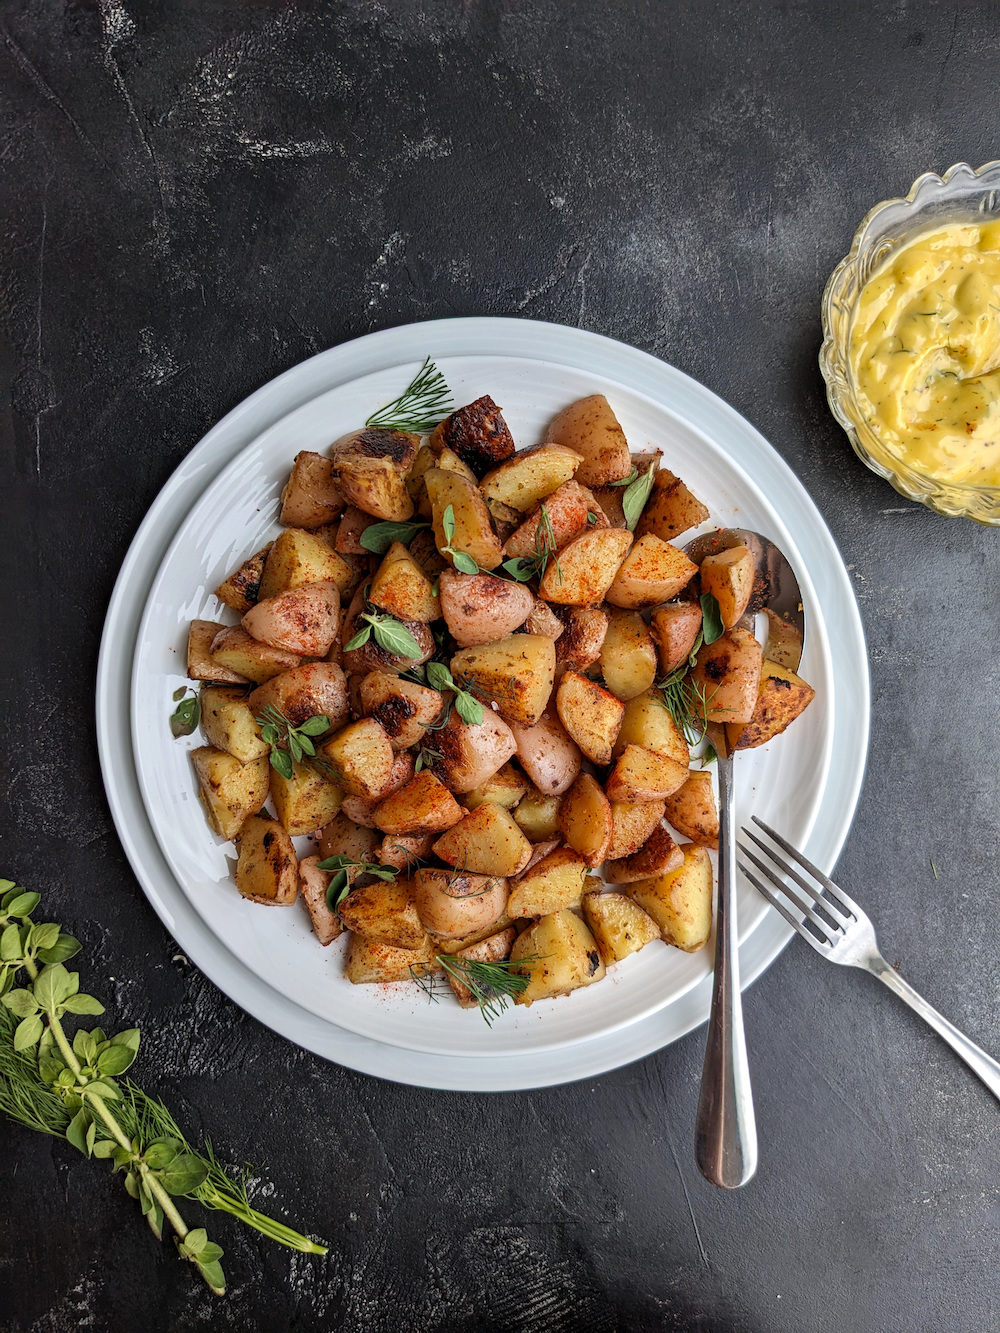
[317, 856, 399, 911]
[365, 356, 453, 434]
[656, 665, 714, 749]
[501, 507, 562, 586]
[700, 590, 724, 645]
[439, 504, 480, 575]
[621, 462, 657, 531]
[359, 519, 431, 555]
[169, 687, 201, 738]
[0, 883, 324, 1296]
[426, 661, 484, 726]
[345, 609, 422, 659]
[410, 953, 540, 1025]
[255, 705, 330, 780]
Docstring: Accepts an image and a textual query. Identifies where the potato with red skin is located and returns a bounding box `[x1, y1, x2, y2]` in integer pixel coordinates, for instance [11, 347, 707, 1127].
[543, 394, 632, 487]
[279, 451, 345, 529]
[509, 711, 581, 797]
[690, 626, 763, 726]
[552, 605, 609, 672]
[249, 662, 349, 735]
[430, 395, 516, 477]
[242, 581, 341, 656]
[438, 569, 534, 647]
[340, 582, 434, 676]
[359, 671, 444, 750]
[298, 856, 343, 945]
[635, 469, 710, 542]
[413, 868, 509, 940]
[649, 603, 703, 675]
[423, 708, 518, 795]
[502, 480, 608, 559]
[330, 427, 419, 522]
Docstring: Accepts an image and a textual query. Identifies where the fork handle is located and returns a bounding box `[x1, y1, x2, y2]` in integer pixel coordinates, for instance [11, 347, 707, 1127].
[695, 750, 758, 1187]
[870, 955, 1000, 1101]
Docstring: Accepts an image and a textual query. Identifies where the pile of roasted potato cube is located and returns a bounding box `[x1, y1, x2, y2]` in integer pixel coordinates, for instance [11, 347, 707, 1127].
[184, 390, 815, 1016]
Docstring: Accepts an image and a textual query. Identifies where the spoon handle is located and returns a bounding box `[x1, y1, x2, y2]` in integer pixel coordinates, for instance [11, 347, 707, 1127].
[694, 749, 758, 1188]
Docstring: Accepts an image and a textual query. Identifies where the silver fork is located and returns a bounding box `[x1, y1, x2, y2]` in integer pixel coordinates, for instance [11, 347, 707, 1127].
[738, 816, 1000, 1101]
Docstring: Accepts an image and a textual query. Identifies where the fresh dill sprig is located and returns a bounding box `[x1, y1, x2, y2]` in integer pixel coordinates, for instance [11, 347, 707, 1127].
[502, 506, 562, 585]
[409, 953, 540, 1025]
[365, 357, 454, 433]
[656, 665, 714, 749]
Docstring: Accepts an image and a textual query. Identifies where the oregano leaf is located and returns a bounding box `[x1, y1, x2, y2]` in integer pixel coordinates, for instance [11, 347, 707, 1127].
[700, 591, 724, 645]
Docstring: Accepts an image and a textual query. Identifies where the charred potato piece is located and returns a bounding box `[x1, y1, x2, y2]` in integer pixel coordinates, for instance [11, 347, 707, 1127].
[538, 527, 633, 605]
[242, 581, 341, 656]
[199, 687, 269, 763]
[555, 671, 624, 765]
[502, 480, 607, 559]
[439, 570, 533, 647]
[552, 605, 609, 672]
[269, 761, 344, 837]
[330, 427, 419, 521]
[557, 773, 613, 866]
[605, 534, 698, 609]
[605, 745, 688, 803]
[582, 891, 660, 965]
[506, 846, 588, 918]
[430, 395, 515, 477]
[424, 708, 518, 795]
[279, 451, 345, 529]
[188, 620, 251, 684]
[248, 662, 349, 734]
[511, 910, 606, 1005]
[605, 823, 684, 884]
[341, 582, 435, 675]
[627, 844, 713, 951]
[368, 540, 441, 623]
[450, 634, 555, 728]
[543, 395, 632, 487]
[445, 927, 519, 1007]
[235, 815, 298, 904]
[338, 879, 427, 950]
[662, 770, 718, 849]
[214, 545, 272, 614]
[727, 661, 815, 750]
[690, 626, 763, 726]
[700, 545, 754, 630]
[413, 868, 508, 940]
[512, 785, 563, 841]
[345, 933, 442, 985]
[191, 747, 270, 840]
[431, 803, 532, 877]
[461, 762, 529, 811]
[318, 718, 394, 800]
[649, 603, 703, 676]
[635, 469, 710, 542]
[426, 468, 504, 570]
[599, 610, 658, 701]
[359, 671, 444, 750]
[606, 800, 666, 861]
[298, 856, 343, 944]
[509, 711, 581, 797]
[372, 770, 465, 835]
[258, 528, 353, 601]
[480, 443, 582, 512]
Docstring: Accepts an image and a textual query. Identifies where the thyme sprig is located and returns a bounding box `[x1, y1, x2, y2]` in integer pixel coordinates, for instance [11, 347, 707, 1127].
[0, 883, 324, 1296]
[316, 856, 399, 911]
[502, 506, 562, 586]
[410, 953, 541, 1026]
[255, 705, 330, 780]
[365, 356, 453, 434]
[440, 504, 480, 575]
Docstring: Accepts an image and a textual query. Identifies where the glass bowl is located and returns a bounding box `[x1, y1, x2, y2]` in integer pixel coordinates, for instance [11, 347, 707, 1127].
[820, 160, 1000, 525]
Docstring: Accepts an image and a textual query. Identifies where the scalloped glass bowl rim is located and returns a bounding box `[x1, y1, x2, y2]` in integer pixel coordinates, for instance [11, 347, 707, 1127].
[820, 159, 1000, 525]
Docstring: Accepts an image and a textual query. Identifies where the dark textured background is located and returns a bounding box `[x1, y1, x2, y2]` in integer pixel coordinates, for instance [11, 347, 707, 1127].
[2, 2, 998, 1329]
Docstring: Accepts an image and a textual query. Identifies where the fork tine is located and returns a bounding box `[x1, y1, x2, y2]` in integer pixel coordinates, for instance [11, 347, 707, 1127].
[750, 816, 857, 914]
[738, 846, 840, 942]
[737, 860, 831, 954]
[742, 828, 851, 923]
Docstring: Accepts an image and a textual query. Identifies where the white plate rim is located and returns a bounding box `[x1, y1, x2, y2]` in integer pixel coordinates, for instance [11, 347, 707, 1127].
[96, 316, 870, 1091]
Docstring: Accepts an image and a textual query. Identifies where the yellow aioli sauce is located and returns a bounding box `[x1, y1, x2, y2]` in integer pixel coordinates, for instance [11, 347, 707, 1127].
[849, 219, 1000, 488]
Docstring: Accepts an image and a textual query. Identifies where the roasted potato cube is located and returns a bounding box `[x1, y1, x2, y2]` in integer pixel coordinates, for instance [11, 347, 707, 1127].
[234, 815, 298, 904]
[524, 600, 564, 640]
[582, 891, 660, 965]
[208, 626, 302, 685]
[372, 770, 465, 835]
[557, 772, 612, 866]
[413, 868, 508, 940]
[430, 395, 515, 477]
[605, 534, 698, 609]
[599, 610, 658, 701]
[248, 662, 349, 735]
[269, 761, 344, 837]
[359, 670, 444, 750]
[509, 711, 581, 796]
[214, 545, 272, 614]
[501, 480, 607, 558]
[432, 803, 532, 877]
[330, 427, 419, 521]
[511, 910, 606, 1005]
[538, 527, 633, 605]
[317, 811, 381, 863]
[406, 442, 438, 519]
[763, 608, 804, 672]
[298, 856, 343, 944]
[592, 483, 627, 528]
[461, 762, 529, 811]
[555, 671, 624, 765]
[649, 603, 703, 676]
[700, 545, 754, 630]
[334, 506, 380, 554]
[191, 747, 270, 840]
[445, 927, 519, 1007]
[512, 785, 563, 841]
[345, 933, 441, 985]
[436, 445, 478, 483]
[728, 660, 816, 750]
[605, 745, 688, 803]
[606, 800, 666, 861]
[368, 540, 441, 623]
[612, 689, 690, 764]
[407, 527, 449, 581]
[341, 583, 434, 675]
[378, 832, 435, 873]
[506, 846, 589, 918]
[257, 528, 353, 601]
[663, 770, 718, 848]
[242, 581, 340, 656]
[543, 394, 632, 487]
[480, 443, 582, 512]
[199, 687, 269, 763]
[426, 468, 504, 570]
[605, 822, 684, 884]
[627, 844, 713, 951]
[450, 634, 555, 728]
[439, 570, 533, 647]
[423, 708, 518, 794]
[188, 620, 251, 684]
[319, 718, 394, 799]
[338, 879, 427, 950]
[515, 837, 564, 878]
[691, 626, 763, 726]
[552, 605, 609, 671]
[279, 451, 345, 528]
[635, 469, 710, 542]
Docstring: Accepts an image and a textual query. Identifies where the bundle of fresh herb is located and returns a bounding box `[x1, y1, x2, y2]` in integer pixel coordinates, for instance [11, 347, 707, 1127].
[0, 883, 325, 1294]
[410, 953, 540, 1026]
[364, 356, 454, 434]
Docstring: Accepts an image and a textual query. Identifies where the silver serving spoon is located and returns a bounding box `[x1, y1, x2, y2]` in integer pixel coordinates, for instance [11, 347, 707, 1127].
[682, 529, 805, 1189]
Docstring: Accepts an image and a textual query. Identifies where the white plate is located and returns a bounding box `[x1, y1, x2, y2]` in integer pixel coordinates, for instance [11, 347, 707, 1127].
[98, 318, 869, 1089]
[131, 355, 836, 1059]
